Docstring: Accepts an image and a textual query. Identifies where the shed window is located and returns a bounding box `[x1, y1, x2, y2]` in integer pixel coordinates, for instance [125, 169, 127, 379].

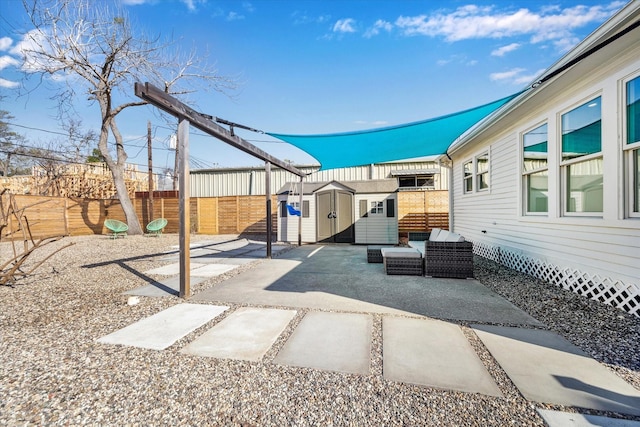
[370, 201, 383, 214]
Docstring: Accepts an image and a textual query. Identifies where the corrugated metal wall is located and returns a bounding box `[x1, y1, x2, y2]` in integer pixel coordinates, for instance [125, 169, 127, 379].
[190, 161, 449, 197]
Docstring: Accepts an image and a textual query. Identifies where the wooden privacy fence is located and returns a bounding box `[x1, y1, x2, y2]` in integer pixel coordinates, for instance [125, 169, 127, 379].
[1, 191, 448, 239]
[397, 190, 449, 232]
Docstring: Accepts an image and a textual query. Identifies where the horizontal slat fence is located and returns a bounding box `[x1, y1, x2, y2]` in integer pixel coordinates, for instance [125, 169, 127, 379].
[398, 190, 449, 232]
[2, 191, 447, 239]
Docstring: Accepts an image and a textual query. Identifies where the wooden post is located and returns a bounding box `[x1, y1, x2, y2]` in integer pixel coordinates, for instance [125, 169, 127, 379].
[147, 121, 154, 222]
[265, 161, 272, 259]
[177, 118, 191, 299]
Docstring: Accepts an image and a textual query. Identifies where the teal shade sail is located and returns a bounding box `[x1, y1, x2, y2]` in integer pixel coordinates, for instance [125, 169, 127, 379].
[268, 91, 523, 170]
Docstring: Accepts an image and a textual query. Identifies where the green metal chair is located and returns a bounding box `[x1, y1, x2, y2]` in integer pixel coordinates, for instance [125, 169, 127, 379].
[104, 219, 128, 239]
[145, 218, 168, 237]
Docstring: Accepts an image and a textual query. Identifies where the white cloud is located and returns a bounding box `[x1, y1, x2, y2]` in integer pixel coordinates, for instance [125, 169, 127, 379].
[0, 37, 13, 51]
[0, 77, 19, 88]
[364, 19, 393, 38]
[227, 11, 245, 21]
[333, 18, 356, 33]
[243, 2, 255, 13]
[490, 68, 526, 81]
[489, 67, 545, 85]
[0, 55, 19, 70]
[491, 42, 520, 57]
[395, 3, 621, 50]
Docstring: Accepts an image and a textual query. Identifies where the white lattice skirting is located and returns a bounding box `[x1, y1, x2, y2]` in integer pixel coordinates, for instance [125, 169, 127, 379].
[473, 241, 639, 318]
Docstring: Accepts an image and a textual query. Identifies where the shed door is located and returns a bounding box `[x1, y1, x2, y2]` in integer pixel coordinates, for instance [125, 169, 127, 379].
[316, 190, 354, 243]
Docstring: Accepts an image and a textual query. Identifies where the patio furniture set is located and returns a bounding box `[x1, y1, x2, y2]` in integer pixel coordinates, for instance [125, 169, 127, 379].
[104, 218, 168, 239]
[367, 228, 474, 279]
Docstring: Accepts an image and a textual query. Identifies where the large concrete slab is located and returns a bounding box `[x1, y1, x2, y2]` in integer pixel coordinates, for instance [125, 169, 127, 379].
[473, 325, 640, 416]
[97, 304, 228, 350]
[180, 307, 296, 361]
[273, 312, 372, 375]
[537, 409, 640, 427]
[193, 245, 540, 325]
[383, 317, 502, 397]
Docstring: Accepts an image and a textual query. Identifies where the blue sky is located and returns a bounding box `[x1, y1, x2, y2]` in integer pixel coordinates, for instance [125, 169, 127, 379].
[0, 0, 629, 172]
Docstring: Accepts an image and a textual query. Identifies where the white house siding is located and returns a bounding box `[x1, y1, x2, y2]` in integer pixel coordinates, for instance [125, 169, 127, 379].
[354, 193, 398, 244]
[449, 27, 639, 315]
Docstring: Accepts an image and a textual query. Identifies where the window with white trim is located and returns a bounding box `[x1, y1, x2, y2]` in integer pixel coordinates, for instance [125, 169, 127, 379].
[624, 74, 640, 217]
[522, 123, 548, 214]
[463, 160, 473, 193]
[476, 153, 490, 191]
[561, 96, 603, 215]
[370, 201, 383, 214]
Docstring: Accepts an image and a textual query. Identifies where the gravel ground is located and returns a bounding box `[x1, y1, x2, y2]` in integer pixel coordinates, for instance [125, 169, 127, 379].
[1, 234, 638, 426]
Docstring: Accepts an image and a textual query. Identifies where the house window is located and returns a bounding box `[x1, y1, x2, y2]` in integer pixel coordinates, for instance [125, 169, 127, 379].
[370, 201, 384, 214]
[522, 123, 548, 213]
[625, 75, 640, 216]
[398, 174, 434, 189]
[561, 97, 603, 214]
[463, 161, 473, 193]
[476, 153, 489, 191]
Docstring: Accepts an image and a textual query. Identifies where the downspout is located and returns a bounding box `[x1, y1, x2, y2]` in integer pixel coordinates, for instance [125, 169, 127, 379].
[442, 153, 454, 232]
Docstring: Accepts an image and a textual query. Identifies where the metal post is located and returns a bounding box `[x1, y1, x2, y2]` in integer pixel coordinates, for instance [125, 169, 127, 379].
[298, 176, 303, 246]
[265, 161, 272, 259]
[178, 118, 191, 298]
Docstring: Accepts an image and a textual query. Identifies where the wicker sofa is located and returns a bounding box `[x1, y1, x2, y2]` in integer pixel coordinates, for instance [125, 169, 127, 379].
[418, 228, 474, 279]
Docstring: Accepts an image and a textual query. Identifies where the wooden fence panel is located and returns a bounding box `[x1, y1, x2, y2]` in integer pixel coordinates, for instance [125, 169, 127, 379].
[197, 198, 218, 234]
[9, 195, 67, 238]
[2, 191, 448, 239]
[397, 190, 449, 232]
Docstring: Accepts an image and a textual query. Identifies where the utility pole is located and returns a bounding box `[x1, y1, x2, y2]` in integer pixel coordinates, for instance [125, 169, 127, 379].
[147, 121, 154, 222]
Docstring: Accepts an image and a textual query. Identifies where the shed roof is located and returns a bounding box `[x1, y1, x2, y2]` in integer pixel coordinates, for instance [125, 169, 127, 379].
[277, 179, 398, 195]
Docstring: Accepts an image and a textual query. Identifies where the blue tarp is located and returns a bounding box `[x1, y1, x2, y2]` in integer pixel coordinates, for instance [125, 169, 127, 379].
[268, 91, 523, 170]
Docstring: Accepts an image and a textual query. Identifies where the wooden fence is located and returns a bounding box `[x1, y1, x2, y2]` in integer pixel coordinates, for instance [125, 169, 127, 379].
[397, 190, 449, 232]
[1, 190, 448, 239]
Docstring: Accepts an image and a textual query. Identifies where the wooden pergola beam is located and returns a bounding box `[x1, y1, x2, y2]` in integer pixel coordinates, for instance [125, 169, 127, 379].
[134, 82, 306, 177]
[134, 82, 305, 298]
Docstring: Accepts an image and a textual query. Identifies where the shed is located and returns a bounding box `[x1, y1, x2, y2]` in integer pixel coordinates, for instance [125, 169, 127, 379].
[277, 179, 399, 244]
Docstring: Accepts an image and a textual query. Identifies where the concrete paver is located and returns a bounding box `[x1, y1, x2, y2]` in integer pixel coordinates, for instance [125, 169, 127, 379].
[191, 263, 238, 277]
[181, 307, 296, 361]
[273, 311, 372, 375]
[144, 262, 206, 276]
[473, 325, 640, 416]
[383, 317, 502, 397]
[537, 409, 640, 427]
[124, 275, 209, 297]
[97, 304, 228, 350]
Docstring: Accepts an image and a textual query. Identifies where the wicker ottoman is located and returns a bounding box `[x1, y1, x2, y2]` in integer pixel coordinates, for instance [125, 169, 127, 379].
[367, 245, 392, 263]
[381, 248, 423, 276]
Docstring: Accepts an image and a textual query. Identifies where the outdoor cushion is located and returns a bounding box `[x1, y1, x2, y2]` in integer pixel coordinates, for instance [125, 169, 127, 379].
[434, 230, 450, 242]
[380, 248, 422, 259]
[445, 232, 466, 242]
[428, 228, 441, 241]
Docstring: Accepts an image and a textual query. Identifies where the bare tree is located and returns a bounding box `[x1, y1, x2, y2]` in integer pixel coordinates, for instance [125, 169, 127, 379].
[17, 0, 236, 234]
